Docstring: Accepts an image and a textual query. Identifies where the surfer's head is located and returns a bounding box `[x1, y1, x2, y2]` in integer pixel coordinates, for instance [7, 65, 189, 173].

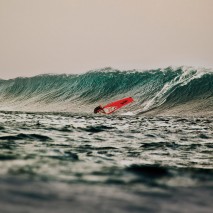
[94, 105, 103, 114]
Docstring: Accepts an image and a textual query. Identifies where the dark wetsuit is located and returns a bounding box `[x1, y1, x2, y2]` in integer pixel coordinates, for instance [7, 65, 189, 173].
[94, 105, 103, 114]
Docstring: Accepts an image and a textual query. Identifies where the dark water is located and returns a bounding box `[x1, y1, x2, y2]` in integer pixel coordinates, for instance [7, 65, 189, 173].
[0, 111, 212, 212]
[0, 67, 212, 212]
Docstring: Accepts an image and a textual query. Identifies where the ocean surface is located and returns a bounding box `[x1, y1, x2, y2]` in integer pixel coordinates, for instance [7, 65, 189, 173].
[0, 67, 212, 213]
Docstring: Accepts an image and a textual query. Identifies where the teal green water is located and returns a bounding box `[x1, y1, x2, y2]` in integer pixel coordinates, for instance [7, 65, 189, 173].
[0, 66, 212, 115]
[0, 67, 212, 212]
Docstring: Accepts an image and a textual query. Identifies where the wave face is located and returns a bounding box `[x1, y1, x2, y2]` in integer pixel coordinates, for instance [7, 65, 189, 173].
[0, 67, 212, 116]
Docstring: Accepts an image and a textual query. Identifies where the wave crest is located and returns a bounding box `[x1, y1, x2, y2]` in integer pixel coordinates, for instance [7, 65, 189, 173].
[0, 66, 212, 115]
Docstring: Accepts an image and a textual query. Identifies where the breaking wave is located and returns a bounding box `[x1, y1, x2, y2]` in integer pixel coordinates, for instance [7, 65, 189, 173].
[0, 66, 212, 116]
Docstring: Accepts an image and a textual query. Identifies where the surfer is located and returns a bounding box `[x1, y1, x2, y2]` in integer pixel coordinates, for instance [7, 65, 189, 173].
[94, 97, 134, 114]
[94, 105, 104, 114]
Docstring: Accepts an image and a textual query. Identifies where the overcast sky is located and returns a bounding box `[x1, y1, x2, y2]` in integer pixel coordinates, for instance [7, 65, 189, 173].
[0, 0, 213, 79]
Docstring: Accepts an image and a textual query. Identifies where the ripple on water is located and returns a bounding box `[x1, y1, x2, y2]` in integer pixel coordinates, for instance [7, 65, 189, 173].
[0, 112, 212, 187]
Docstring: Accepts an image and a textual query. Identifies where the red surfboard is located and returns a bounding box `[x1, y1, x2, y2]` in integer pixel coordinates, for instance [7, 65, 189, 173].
[102, 97, 134, 114]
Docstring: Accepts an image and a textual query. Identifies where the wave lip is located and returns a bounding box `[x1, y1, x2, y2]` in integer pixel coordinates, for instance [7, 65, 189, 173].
[0, 66, 212, 116]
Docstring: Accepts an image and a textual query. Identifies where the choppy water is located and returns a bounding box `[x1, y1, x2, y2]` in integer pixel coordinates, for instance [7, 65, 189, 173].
[0, 66, 213, 212]
[0, 111, 212, 212]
